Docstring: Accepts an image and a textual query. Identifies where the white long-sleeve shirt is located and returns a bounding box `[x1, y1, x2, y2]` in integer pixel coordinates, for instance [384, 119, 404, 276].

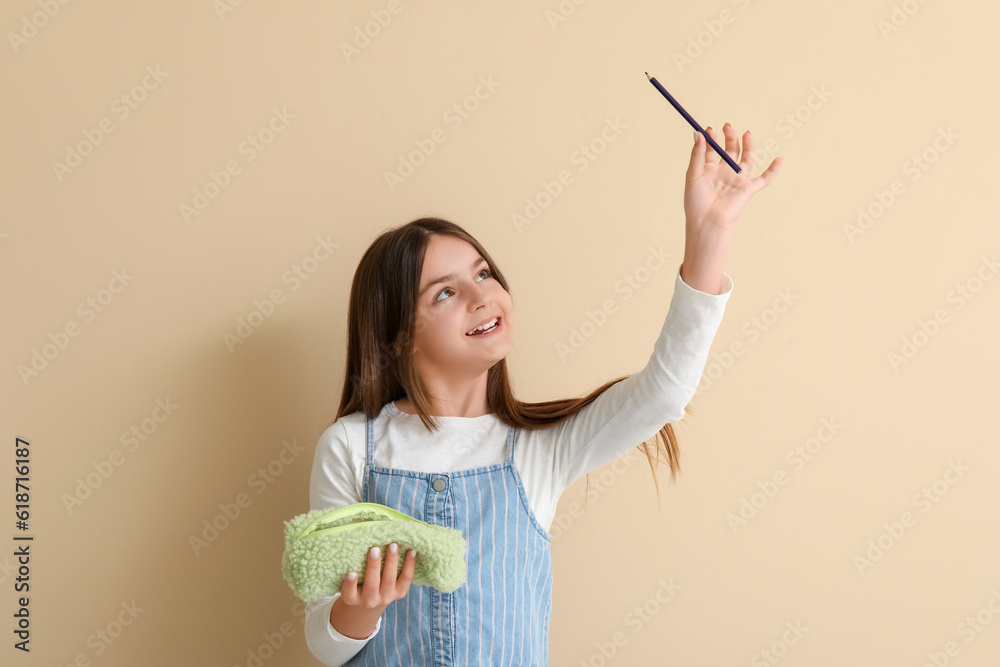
[303, 264, 733, 666]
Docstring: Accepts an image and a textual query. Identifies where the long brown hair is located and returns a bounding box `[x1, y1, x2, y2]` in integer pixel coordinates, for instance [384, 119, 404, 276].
[335, 217, 693, 506]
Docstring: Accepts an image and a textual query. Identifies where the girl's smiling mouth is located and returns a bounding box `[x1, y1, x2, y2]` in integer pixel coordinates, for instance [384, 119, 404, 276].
[465, 316, 502, 337]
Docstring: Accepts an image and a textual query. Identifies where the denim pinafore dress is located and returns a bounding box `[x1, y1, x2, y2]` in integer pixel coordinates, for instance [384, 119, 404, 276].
[346, 412, 553, 666]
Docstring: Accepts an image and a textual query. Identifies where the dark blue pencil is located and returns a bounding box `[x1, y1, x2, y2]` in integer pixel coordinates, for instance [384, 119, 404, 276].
[645, 72, 742, 174]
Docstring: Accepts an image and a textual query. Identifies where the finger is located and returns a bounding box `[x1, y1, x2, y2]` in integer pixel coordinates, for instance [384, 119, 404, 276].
[751, 157, 784, 191]
[398, 549, 418, 588]
[687, 128, 706, 180]
[341, 570, 360, 602]
[395, 549, 417, 596]
[739, 130, 755, 171]
[362, 546, 381, 597]
[722, 123, 739, 161]
[703, 126, 720, 165]
[381, 543, 399, 592]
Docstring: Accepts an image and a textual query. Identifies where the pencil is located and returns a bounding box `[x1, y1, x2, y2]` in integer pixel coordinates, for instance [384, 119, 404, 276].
[645, 72, 742, 174]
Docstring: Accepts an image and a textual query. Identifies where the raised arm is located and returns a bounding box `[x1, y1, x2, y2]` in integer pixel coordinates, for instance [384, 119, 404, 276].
[682, 122, 782, 293]
[552, 122, 781, 493]
[548, 264, 732, 493]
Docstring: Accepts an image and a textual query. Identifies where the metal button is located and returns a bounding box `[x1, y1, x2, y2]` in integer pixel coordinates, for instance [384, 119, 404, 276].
[432, 478, 446, 492]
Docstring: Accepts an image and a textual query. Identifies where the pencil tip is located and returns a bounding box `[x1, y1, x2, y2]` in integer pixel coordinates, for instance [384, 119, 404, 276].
[645, 71, 650, 78]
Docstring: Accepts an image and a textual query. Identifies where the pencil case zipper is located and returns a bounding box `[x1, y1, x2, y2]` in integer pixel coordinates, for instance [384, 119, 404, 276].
[294, 502, 429, 540]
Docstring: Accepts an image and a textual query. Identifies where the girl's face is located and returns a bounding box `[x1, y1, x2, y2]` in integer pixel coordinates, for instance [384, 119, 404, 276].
[410, 235, 513, 380]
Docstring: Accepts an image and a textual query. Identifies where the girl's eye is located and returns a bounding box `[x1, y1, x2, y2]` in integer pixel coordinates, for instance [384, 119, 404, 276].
[433, 268, 492, 303]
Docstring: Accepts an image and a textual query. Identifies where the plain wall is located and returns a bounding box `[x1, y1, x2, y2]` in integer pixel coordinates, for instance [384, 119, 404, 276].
[3, 1, 999, 665]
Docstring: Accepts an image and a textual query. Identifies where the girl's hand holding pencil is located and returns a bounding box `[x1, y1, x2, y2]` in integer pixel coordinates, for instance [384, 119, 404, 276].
[645, 73, 783, 293]
[645, 72, 782, 234]
[683, 123, 783, 235]
[677, 124, 783, 294]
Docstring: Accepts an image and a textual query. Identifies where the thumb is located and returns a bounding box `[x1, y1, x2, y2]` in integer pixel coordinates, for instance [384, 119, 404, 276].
[686, 130, 705, 180]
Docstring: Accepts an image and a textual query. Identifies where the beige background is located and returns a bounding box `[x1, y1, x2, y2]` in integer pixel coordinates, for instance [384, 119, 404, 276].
[3, 1, 999, 665]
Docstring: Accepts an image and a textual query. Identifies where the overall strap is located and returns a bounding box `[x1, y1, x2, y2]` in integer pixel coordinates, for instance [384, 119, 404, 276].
[362, 414, 375, 502]
[364, 414, 374, 469]
[504, 424, 516, 463]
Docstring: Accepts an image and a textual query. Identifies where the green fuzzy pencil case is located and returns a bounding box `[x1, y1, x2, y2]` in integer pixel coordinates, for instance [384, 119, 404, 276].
[281, 502, 468, 602]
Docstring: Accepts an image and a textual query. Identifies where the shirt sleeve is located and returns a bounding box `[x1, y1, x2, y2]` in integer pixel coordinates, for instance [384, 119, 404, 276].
[309, 419, 364, 513]
[548, 263, 733, 496]
[304, 593, 382, 667]
[303, 420, 382, 666]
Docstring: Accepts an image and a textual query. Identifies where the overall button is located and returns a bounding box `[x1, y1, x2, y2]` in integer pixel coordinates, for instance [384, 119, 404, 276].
[432, 477, 446, 492]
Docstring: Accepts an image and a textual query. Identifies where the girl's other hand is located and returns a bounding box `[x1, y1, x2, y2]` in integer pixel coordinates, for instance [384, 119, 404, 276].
[684, 123, 783, 238]
[341, 543, 418, 609]
[329, 543, 418, 639]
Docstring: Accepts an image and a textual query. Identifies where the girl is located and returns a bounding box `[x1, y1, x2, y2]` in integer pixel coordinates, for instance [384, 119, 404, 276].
[304, 125, 782, 666]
